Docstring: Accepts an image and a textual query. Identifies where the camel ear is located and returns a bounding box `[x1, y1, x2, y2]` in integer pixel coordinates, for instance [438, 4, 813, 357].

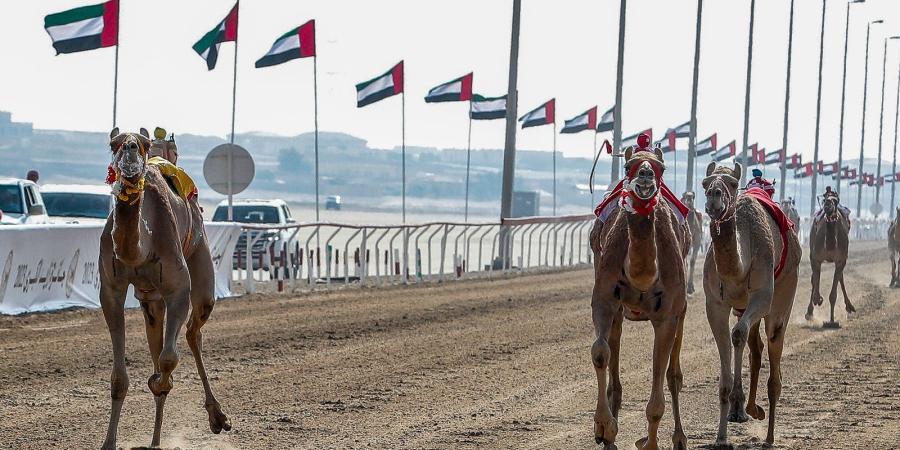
[624, 146, 634, 161]
[139, 128, 150, 138]
[653, 147, 664, 161]
[732, 163, 742, 181]
[705, 162, 716, 176]
[109, 127, 119, 141]
[701, 175, 714, 190]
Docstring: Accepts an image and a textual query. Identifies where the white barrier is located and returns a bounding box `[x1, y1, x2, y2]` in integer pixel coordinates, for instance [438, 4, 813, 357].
[0, 222, 241, 315]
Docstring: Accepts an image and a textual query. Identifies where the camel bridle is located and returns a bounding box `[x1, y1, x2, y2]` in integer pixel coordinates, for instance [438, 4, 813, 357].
[620, 156, 664, 217]
[107, 135, 149, 205]
[705, 175, 737, 236]
[823, 196, 839, 223]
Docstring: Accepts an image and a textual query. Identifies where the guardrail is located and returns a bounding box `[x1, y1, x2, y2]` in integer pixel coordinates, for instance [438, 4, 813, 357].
[231, 214, 596, 294]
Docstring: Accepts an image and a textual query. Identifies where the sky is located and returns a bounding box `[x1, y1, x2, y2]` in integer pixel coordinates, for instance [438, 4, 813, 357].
[1, 0, 899, 166]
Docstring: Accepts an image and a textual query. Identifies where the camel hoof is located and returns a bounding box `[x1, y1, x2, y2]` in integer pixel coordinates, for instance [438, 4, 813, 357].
[712, 442, 734, 450]
[147, 373, 172, 396]
[845, 303, 856, 314]
[594, 415, 618, 447]
[594, 436, 617, 449]
[814, 295, 824, 306]
[804, 309, 814, 321]
[206, 403, 232, 434]
[746, 403, 766, 420]
[672, 432, 687, 450]
[727, 410, 750, 423]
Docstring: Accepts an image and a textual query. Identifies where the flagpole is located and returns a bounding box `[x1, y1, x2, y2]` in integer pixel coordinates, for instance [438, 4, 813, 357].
[591, 129, 596, 209]
[465, 111, 472, 222]
[402, 90, 406, 224]
[809, 0, 826, 218]
[891, 63, 899, 218]
[740, 0, 756, 185]
[112, 2, 120, 128]
[687, 0, 702, 195]
[313, 55, 320, 222]
[553, 121, 557, 216]
[227, 2, 240, 221]
[780, 0, 795, 201]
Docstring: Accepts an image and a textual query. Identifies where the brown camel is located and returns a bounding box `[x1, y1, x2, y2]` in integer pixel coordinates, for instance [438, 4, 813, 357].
[99, 128, 230, 449]
[780, 198, 800, 227]
[681, 191, 703, 294]
[590, 147, 689, 450]
[888, 208, 900, 286]
[806, 191, 855, 324]
[701, 162, 801, 448]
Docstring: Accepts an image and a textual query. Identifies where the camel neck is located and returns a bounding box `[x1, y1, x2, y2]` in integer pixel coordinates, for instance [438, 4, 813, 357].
[112, 196, 148, 266]
[624, 211, 658, 292]
[710, 218, 745, 281]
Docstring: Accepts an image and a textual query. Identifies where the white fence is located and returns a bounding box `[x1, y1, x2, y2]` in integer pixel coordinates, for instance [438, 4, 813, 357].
[231, 214, 596, 294]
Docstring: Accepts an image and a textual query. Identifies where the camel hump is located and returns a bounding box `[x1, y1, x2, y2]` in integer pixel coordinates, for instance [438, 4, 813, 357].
[147, 157, 198, 202]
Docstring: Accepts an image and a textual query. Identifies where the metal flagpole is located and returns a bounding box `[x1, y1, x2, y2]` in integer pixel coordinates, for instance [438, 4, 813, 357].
[465, 112, 472, 222]
[227, 2, 240, 221]
[780, 0, 795, 201]
[810, 0, 827, 216]
[740, 0, 756, 185]
[313, 55, 320, 222]
[875, 37, 898, 211]
[402, 90, 406, 224]
[857, 20, 883, 218]
[611, 0, 627, 185]
[553, 122, 557, 216]
[112, 2, 120, 128]
[837, 1, 862, 196]
[687, 0, 703, 195]
[891, 62, 899, 218]
[499, 0, 521, 267]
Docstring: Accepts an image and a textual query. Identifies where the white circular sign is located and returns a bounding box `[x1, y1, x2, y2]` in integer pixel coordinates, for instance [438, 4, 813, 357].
[203, 144, 255, 195]
[870, 202, 883, 216]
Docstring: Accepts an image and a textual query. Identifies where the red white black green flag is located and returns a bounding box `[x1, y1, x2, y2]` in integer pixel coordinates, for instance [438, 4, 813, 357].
[193, 2, 239, 70]
[255, 20, 315, 68]
[44, 0, 118, 55]
[356, 61, 404, 107]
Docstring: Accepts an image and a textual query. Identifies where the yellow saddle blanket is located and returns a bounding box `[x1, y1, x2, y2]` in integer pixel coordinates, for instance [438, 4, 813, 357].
[147, 156, 198, 201]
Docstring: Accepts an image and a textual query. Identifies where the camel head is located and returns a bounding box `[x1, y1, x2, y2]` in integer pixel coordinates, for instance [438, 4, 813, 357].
[822, 193, 839, 222]
[620, 146, 666, 216]
[702, 162, 741, 223]
[681, 191, 696, 210]
[108, 127, 152, 204]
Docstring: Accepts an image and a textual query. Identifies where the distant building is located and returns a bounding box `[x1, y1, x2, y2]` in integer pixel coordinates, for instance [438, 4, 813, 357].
[512, 191, 540, 217]
[0, 111, 34, 143]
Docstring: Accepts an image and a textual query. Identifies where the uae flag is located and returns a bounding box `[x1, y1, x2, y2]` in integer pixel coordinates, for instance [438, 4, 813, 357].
[560, 106, 597, 134]
[654, 129, 677, 153]
[596, 106, 614, 132]
[193, 2, 238, 70]
[425, 73, 473, 103]
[784, 153, 802, 169]
[622, 129, 653, 148]
[794, 163, 813, 179]
[840, 167, 857, 180]
[695, 133, 717, 156]
[470, 94, 506, 120]
[356, 61, 404, 107]
[44, 0, 118, 55]
[255, 20, 315, 68]
[712, 140, 736, 162]
[764, 149, 783, 165]
[817, 162, 838, 176]
[673, 121, 691, 138]
[519, 99, 555, 128]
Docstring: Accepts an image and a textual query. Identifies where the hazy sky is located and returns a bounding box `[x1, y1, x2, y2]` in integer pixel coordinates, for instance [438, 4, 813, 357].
[1, 0, 899, 165]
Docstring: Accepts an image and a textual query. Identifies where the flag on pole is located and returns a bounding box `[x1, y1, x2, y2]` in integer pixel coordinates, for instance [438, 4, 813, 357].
[816, 161, 838, 176]
[622, 129, 653, 148]
[44, 0, 118, 55]
[356, 61, 404, 107]
[425, 73, 473, 103]
[673, 121, 691, 138]
[255, 20, 315, 68]
[654, 129, 677, 153]
[764, 149, 783, 165]
[560, 106, 597, 134]
[840, 167, 857, 180]
[712, 140, 736, 162]
[519, 99, 555, 128]
[794, 162, 813, 178]
[596, 106, 614, 132]
[193, 2, 238, 70]
[695, 133, 718, 156]
[784, 153, 802, 169]
[470, 94, 507, 120]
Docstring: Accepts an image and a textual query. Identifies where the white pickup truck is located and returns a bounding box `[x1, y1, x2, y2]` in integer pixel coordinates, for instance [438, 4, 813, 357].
[0, 177, 49, 225]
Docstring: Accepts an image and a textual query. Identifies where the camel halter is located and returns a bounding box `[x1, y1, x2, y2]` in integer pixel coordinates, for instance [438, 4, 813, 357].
[620, 157, 663, 217]
[822, 196, 840, 223]
[707, 177, 737, 236]
[106, 138, 148, 205]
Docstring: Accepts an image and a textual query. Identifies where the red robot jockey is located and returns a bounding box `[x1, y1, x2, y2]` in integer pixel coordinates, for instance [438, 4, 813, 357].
[746, 168, 776, 198]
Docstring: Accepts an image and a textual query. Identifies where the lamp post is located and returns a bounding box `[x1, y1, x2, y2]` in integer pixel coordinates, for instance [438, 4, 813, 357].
[836, 0, 866, 196]
[856, 19, 883, 218]
[875, 36, 900, 214]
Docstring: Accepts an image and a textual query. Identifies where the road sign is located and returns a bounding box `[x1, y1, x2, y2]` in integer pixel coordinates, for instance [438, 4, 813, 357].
[870, 202, 883, 217]
[204, 144, 254, 221]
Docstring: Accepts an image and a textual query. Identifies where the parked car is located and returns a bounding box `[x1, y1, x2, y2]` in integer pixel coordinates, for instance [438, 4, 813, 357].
[0, 177, 49, 225]
[325, 195, 342, 211]
[212, 199, 296, 269]
[41, 184, 114, 224]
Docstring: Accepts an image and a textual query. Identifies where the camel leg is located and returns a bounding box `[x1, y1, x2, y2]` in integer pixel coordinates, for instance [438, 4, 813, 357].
[890, 249, 897, 286]
[635, 318, 677, 450]
[140, 300, 166, 374]
[838, 267, 855, 314]
[729, 287, 772, 424]
[667, 311, 687, 450]
[806, 259, 822, 320]
[687, 248, 698, 295]
[744, 321, 765, 420]
[706, 298, 733, 448]
[100, 283, 129, 450]
[186, 247, 232, 434]
[148, 287, 191, 447]
[763, 315, 788, 445]
[828, 262, 844, 323]
[607, 306, 624, 419]
[591, 291, 620, 449]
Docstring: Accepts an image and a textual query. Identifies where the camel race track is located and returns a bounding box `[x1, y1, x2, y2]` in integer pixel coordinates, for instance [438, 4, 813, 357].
[1, 240, 899, 450]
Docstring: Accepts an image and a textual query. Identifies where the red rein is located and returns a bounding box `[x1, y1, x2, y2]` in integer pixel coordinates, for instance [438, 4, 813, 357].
[620, 159, 663, 217]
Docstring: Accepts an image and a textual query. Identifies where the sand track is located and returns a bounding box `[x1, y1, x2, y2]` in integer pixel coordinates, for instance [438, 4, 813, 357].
[1, 241, 898, 449]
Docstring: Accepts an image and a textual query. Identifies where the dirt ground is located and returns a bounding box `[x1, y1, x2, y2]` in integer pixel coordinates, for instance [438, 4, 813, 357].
[1, 241, 899, 449]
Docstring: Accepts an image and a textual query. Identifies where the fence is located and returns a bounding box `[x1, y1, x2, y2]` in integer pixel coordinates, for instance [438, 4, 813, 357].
[231, 214, 596, 294]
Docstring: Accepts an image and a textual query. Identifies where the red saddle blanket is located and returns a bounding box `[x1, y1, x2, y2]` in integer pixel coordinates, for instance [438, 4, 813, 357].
[744, 187, 794, 279]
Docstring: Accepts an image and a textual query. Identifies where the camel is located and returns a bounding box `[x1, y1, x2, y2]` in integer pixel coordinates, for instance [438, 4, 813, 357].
[701, 162, 801, 448]
[99, 128, 230, 449]
[806, 191, 855, 325]
[590, 146, 689, 450]
[780, 198, 800, 227]
[681, 191, 703, 294]
[890, 209, 900, 286]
